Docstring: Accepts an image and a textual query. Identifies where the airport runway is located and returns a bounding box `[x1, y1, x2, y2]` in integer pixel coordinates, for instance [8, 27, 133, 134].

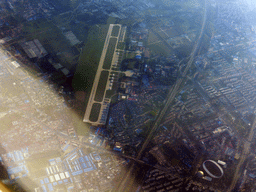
[83, 24, 123, 125]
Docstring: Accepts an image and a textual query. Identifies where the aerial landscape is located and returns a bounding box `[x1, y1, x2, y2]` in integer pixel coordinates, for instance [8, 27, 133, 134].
[1, 0, 256, 191]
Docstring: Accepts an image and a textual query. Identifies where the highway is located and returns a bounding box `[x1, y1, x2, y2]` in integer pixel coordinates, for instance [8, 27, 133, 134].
[114, 0, 208, 191]
[227, 115, 256, 192]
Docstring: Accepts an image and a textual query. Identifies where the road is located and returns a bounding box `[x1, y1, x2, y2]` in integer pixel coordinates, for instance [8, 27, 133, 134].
[227, 116, 256, 192]
[114, 0, 208, 191]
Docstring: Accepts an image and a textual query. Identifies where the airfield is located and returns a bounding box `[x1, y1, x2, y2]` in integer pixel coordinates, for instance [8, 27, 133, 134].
[83, 24, 126, 125]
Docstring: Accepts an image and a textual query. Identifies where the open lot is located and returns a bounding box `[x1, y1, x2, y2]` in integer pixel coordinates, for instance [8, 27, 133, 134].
[27, 150, 61, 177]
[148, 39, 173, 56]
[147, 19, 198, 57]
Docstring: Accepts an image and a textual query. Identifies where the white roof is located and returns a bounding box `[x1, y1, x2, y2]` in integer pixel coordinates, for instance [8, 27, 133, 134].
[11, 61, 20, 68]
[60, 172, 66, 180]
[54, 174, 60, 181]
[49, 176, 55, 182]
[64, 31, 80, 46]
[53, 63, 63, 70]
[61, 68, 70, 76]
[65, 172, 70, 178]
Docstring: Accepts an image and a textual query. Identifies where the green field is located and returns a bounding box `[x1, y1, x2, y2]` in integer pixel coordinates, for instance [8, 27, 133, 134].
[95, 71, 109, 102]
[111, 26, 120, 37]
[52, 13, 91, 43]
[72, 24, 108, 91]
[51, 0, 80, 10]
[124, 51, 136, 60]
[89, 103, 101, 122]
[22, 18, 78, 69]
[103, 38, 117, 69]
[117, 42, 125, 50]
[156, 27, 180, 39]
[147, 25, 178, 56]
[148, 40, 172, 56]
[144, 2, 203, 57]
[73, 17, 117, 84]
[145, 0, 201, 13]
[22, 19, 70, 54]
[72, 17, 116, 123]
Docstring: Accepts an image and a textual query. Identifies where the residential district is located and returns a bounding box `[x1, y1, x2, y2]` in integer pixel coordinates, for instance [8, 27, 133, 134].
[1, 0, 256, 192]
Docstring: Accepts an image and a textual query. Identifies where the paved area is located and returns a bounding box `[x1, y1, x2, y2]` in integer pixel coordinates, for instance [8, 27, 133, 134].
[83, 24, 125, 125]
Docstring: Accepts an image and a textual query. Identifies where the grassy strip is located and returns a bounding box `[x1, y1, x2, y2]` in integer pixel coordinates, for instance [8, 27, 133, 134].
[73, 24, 108, 91]
[89, 103, 101, 122]
[111, 26, 120, 37]
[103, 38, 117, 69]
[95, 71, 109, 102]
[72, 24, 108, 117]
